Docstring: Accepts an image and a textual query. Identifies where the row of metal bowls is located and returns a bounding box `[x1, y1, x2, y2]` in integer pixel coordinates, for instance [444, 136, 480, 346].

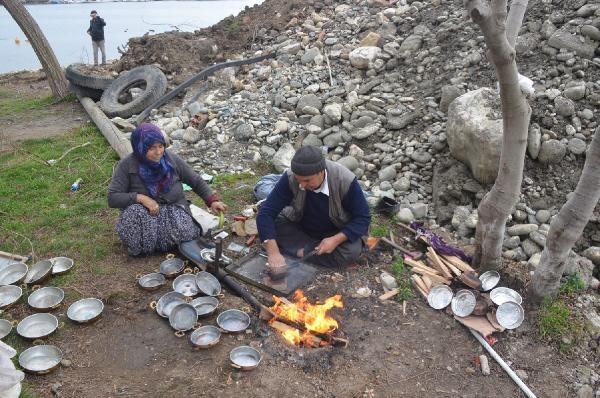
[0, 257, 74, 287]
[140, 270, 222, 298]
[0, 298, 104, 340]
[0, 286, 64, 311]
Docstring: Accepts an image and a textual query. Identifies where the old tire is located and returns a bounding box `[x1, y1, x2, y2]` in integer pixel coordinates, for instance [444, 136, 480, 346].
[99, 65, 167, 119]
[68, 82, 103, 102]
[65, 63, 114, 90]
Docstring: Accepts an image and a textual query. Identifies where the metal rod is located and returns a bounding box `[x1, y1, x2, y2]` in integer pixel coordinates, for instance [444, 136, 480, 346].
[469, 329, 537, 398]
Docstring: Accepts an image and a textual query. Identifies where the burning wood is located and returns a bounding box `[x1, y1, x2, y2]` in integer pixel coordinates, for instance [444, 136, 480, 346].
[268, 290, 348, 347]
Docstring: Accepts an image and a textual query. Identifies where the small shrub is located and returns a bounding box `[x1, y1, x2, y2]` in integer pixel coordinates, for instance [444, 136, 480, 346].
[559, 273, 585, 295]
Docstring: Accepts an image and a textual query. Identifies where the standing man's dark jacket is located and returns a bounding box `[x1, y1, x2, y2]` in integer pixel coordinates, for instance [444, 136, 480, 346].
[88, 16, 106, 41]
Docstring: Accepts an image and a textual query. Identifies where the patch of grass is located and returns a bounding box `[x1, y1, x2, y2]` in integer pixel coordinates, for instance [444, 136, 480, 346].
[19, 382, 39, 398]
[200, 171, 259, 215]
[227, 19, 240, 35]
[0, 91, 54, 119]
[538, 297, 583, 353]
[0, 125, 120, 268]
[390, 257, 414, 301]
[559, 273, 586, 295]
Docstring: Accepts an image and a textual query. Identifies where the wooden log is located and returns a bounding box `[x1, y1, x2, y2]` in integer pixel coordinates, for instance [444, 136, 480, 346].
[77, 96, 132, 159]
[411, 274, 429, 295]
[381, 237, 422, 259]
[411, 279, 428, 299]
[411, 269, 451, 285]
[270, 320, 324, 347]
[404, 258, 441, 275]
[379, 288, 399, 301]
[0, 250, 29, 263]
[442, 255, 475, 273]
[427, 248, 453, 278]
[421, 275, 433, 290]
[441, 258, 462, 277]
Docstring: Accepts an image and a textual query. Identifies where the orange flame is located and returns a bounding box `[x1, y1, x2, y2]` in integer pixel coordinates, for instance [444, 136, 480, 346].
[270, 289, 343, 346]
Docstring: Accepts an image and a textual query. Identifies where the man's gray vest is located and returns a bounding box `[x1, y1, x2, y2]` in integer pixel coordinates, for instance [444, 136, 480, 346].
[281, 160, 356, 229]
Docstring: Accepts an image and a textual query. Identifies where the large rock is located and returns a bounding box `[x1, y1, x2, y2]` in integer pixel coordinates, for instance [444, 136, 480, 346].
[234, 123, 254, 141]
[360, 32, 382, 47]
[582, 246, 600, 266]
[272, 143, 295, 172]
[301, 47, 324, 65]
[378, 165, 396, 182]
[446, 88, 502, 184]
[323, 103, 343, 124]
[507, 224, 538, 236]
[296, 94, 322, 115]
[528, 123, 542, 160]
[563, 252, 595, 288]
[349, 47, 382, 69]
[548, 30, 596, 58]
[439, 85, 465, 113]
[351, 123, 380, 140]
[399, 34, 423, 53]
[581, 25, 600, 41]
[538, 140, 566, 163]
[337, 156, 359, 171]
[554, 96, 575, 117]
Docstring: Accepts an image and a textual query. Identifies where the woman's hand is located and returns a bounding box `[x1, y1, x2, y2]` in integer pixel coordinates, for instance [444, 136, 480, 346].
[210, 201, 228, 213]
[137, 194, 160, 216]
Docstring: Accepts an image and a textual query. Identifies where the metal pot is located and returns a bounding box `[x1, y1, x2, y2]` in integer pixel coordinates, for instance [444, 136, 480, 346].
[190, 325, 221, 349]
[451, 289, 477, 317]
[17, 313, 59, 339]
[199, 248, 232, 265]
[427, 285, 453, 310]
[0, 262, 28, 286]
[479, 271, 500, 291]
[490, 287, 522, 306]
[173, 274, 199, 297]
[137, 272, 166, 291]
[0, 285, 22, 309]
[496, 301, 524, 329]
[190, 296, 219, 317]
[159, 257, 185, 278]
[50, 257, 74, 275]
[168, 303, 198, 332]
[24, 260, 53, 285]
[67, 298, 104, 324]
[0, 319, 14, 339]
[28, 287, 64, 312]
[195, 271, 222, 297]
[151, 291, 186, 318]
[217, 309, 250, 333]
[229, 346, 262, 370]
[18, 345, 63, 375]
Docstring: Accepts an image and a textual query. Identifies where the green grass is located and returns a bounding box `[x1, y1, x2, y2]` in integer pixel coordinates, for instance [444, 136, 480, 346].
[559, 273, 586, 295]
[19, 382, 39, 398]
[538, 297, 583, 353]
[0, 125, 120, 263]
[200, 171, 260, 215]
[0, 89, 75, 120]
[389, 257, 414, 301]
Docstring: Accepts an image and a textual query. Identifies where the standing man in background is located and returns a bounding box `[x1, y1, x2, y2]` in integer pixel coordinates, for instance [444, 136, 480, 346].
[87, 10, 106, 66]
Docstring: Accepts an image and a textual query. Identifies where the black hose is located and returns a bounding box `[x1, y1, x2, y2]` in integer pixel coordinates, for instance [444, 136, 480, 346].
[135, 52, 277, 124]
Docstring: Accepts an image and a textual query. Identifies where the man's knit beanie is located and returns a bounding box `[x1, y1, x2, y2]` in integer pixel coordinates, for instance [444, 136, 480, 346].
[290, 146, 326, 176]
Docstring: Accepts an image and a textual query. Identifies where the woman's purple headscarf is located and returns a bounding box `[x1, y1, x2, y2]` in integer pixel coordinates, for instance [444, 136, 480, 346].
[131, 123, 173, 198]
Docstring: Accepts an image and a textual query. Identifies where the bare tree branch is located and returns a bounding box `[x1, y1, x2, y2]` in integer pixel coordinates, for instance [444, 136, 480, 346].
[506, 0, 529, 48]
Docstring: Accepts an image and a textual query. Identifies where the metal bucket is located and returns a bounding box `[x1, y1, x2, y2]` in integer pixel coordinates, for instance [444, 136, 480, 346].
[173, 274, 200, 297]
[217, 309, 250, 333]
[0, 285, 22, 309]
[0, 262, 28, 286]
[490, 287, 522, 306]
[67, 298, 104, 323]
[28, 287, 64, 312]
[451, 289, 477, 317]
[24, 260, 53, 285]
[18, 345, 63, 375]
[496, 301, 524, 329]
[479, 271, 500, 291]
[17, 313, 59, 339]
[229, 346, 262, 370]
[190, 325, 221, 349]
[427, 285, 453, 310]
[195, 271, 222, 297]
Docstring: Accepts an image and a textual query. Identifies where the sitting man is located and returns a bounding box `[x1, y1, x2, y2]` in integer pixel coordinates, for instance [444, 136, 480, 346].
[256, 146, 371, 273]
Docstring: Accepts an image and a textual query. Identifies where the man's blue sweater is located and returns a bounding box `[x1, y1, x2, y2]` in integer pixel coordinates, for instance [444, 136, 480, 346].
[257, 172, 371, 243]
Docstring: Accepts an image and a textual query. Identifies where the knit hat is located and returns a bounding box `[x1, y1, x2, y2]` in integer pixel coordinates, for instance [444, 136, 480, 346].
[291, 146, 326, 176]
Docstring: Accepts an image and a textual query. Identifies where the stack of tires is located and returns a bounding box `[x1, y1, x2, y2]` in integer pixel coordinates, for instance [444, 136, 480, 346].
[65, 64, 168, 119]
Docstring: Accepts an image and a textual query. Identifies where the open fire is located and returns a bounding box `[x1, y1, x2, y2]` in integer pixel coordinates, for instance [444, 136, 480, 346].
[269, 290, 344, 347]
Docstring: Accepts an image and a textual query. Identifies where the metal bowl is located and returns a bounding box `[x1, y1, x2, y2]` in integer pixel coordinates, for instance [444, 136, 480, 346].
[173, 274, 200, 297]
[479, 271, 500, 291]
[154, 291, 187, 318]
[0, 262, 28, 286]
[67, 298, 104, 323]
[199, 248, 232, 265]
[190, 325, 221, 349]
[490, 287, 522, 306]
[50, 257, 74, 275]
[168, 303, 198, 332]
[427, 285, 453, 310]
[496, 301, 524, 329]
[138, 272, 166, 291]
[18, 345, 63, 375]
[190, 296, 219, 317]
[0, 319, 13, 339]
[229, 346, 262, 370]
[217, 309, 250, 333]
[195, 271, 222, 297]
[17, 313, 58, 339]
[159, 258, 185, 278]
[24, 260, 53, 285]
[28, 287, 64, 312]
[451, 289, 477, 317]
[0, 285, 22, 309]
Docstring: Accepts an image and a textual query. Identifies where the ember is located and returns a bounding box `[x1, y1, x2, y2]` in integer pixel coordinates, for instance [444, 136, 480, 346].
[269, 290, 344, 347]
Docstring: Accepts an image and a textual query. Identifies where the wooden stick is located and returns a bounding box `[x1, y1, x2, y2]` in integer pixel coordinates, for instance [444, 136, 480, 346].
[404, 257, 440, 274]
[381, 237, 422, 258]
[411, 269, 451, 285]
[270, 320, 324, 347]
[0, 250, 28, 262]
[442, 255, 475, 273]
[379, 288, 399, 301]
[441, 258, 462, 276]
[411, 274, 429, 295]
[427, 248, 453, 278]
[411, 279, 428, 299]
[421, 275, 433, 290]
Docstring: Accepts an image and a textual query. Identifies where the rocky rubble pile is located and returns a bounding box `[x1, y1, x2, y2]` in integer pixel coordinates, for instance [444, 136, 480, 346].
[116, 0, 600, 285]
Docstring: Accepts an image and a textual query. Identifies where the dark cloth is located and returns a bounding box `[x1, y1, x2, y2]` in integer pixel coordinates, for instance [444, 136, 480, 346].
[87, 17, 106, 42]
[274, 217, 363, 267]
[256, 171, 370, 243]
[108, 150, 217, 216]
[116, 204, 201, 256]
[291, 145, 325, 176]
[130, 123, 174, 198]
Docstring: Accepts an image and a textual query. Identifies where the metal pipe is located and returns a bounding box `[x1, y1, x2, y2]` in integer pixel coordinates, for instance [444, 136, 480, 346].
[469, 329, 537, 398]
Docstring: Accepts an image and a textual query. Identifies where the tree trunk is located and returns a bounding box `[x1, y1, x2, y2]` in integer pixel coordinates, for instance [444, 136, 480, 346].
[529, 126, 600, 303]
[466, 0, 532, 271]
[2, 0, 69, 99]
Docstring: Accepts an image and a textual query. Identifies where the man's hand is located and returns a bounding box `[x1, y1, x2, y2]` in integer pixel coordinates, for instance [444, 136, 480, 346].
[210, 201, 227, 213]
[137, 194, 159, 216]
[264, 239, 287, 274]
[316, 233, 347, 255]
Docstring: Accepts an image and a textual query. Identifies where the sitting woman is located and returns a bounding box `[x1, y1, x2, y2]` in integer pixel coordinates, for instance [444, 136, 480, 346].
[108, 123, 227, 256]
